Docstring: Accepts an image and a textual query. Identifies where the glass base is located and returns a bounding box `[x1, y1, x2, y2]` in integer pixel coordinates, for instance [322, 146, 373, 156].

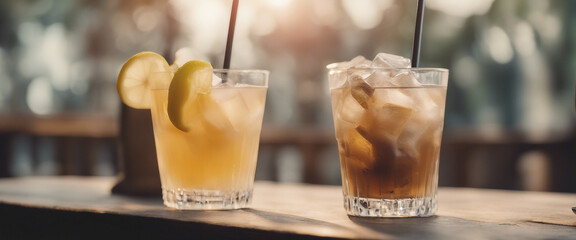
[162, 189, 252, 210]
[344, 195, 437, 217]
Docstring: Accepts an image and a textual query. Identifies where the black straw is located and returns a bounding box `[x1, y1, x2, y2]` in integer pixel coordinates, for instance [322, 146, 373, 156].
[223, 0, 239, 69]
[411, 0, 425, 68]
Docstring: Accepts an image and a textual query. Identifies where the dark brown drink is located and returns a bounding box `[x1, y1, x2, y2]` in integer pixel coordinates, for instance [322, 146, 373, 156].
[329, 68, 448, 217]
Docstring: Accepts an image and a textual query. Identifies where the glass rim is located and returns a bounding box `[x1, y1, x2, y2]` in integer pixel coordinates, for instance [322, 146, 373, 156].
[151, 85, 268, 91]
[326, 66, 449, 72]
[150, 69, 270, 74]
[213, 69, 270, 74]
[149, 69, 269, 90]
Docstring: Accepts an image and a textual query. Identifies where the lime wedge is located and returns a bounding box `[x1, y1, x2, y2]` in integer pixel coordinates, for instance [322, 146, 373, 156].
[167, 60, 213, 132]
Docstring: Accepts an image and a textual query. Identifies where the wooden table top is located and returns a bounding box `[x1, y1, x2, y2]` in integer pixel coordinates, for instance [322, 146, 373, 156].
[0, 177, 574, 239]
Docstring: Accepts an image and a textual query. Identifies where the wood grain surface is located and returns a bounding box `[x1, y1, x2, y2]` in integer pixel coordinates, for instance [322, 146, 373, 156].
[0, 177, 574, 239]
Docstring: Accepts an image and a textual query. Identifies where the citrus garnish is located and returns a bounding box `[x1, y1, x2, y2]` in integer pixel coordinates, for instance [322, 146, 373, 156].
[167, 60, 213, 132]
[117, 52, 171, 109]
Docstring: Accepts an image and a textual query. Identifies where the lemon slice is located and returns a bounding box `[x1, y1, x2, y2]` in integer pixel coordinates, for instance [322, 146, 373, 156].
[167, 60, 213, 132]
[117, 52, 171, 109]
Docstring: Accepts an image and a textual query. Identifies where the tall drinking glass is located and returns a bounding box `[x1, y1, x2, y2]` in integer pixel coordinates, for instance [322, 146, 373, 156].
[328, 67, 448, 217]
[150, 69, 268, 210]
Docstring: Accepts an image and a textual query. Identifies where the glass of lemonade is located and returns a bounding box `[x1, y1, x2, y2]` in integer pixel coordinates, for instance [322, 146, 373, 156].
[150, 69, 268, 210]
[328, 54, 448, 217]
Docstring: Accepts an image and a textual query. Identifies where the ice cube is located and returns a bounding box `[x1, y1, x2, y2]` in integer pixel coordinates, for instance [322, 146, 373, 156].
[371, 53, 411, 68]
[327, 55, 370, 89]
[389, 71, 422, 87]
[351, 100, 412, 172]
[212, 74, 223, 86]
[347, 56, 372, 80]
[200, 95, 234, 131]
[237, 87, 266, 113]
[238, 87, 267, 131]
[396, 88, 446, 159]
[397, 123, 442, 167]
[397, 123, 427, 159]
[209, 88, 250, 132]
[364, 71, 393, 87]
[403, 87, 444, 125]
[370, 102, 414, 137]
[327, 56, 371, 69]
[349, 75, 374, 109]
[209, 87, 266, 132]
[428, 87, 446, 107]
[372, 88, 415, 110]
[349, 56, 372, 68]
[356, 124, 396, 164]
[335, 89, 366, 126]
[342, 128, 374, 162]
[363, 69, 421, 88]
[337, 127, 378, 171]
[329, 70, 347, 89]
[353, 88, 416, 142]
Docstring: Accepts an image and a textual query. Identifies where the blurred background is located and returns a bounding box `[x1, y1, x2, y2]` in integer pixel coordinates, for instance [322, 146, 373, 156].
[0, 0, 574, 192]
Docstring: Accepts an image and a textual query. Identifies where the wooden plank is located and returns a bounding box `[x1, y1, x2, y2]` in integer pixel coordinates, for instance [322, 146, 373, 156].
[438, 187, 576, 226]
[0, 177, 575, 239]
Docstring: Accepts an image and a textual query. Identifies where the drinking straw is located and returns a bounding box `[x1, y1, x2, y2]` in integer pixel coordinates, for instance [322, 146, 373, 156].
[223, 0, 239, 69]
[411, 0, 425, 68]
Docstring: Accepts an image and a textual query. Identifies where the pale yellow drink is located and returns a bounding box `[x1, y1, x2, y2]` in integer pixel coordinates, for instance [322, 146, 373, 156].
[150, 71, 268, 209]
[115, 53, 268, 209]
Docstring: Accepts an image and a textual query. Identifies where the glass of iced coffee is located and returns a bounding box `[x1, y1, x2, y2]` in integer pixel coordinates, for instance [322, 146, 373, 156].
[328, 53, 448, 217]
